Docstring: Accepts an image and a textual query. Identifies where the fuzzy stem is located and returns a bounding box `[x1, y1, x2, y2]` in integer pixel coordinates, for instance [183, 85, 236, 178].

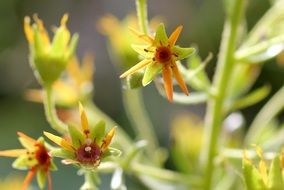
[201, 0, 245, 189]
[43, 85, 67, 134]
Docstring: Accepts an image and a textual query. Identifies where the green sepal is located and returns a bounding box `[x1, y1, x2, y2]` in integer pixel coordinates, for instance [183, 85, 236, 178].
[142, 62, 162, 86]
[37, 169, 47, 189]
[242, 159, 266, 190]
[50, 148, 74, 159]
[131, 44, 153, 58]
[51, 26, 70, 56]
[90, 120, 106, 143]
[172, 46, 195, 60]
[12, 155, 36, 170]
[33, 25, 45, 56]
[65, 33, 79, 60]
[49, 160, 58, 171]
[68, 125, 84, 149]
[268, 156, 284, 189]
[126, 71, 144, 89]
[154, 23, 168, 46]
[101, 147, 122, 159]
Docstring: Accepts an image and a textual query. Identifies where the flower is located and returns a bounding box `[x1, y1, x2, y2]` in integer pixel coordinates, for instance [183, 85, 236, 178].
[44, 103, 120, 169]
[24, 14, 79, 85]
[242, 145, 284, 189]
[25, 54, 94, 107]
[0, 132, 57, 190]
[119, 23, 195, 102]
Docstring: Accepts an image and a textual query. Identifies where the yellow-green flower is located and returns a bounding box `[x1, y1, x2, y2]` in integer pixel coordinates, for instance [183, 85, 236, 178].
[44, 103, 120, 169]
[243, 145, 284, 190]
[25, 54, 94, 107]
[120, 23, 195, 102]
[24, 14, 79, 85]
[0, 132, 57, 190]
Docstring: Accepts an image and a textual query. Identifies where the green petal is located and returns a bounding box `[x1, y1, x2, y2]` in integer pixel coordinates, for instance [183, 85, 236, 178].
[33, 25, 45, 56]
[154, 23, 168, 46]
[101, 147, 122, 159]
[142, 62, 162, 86]
[172, 46, 195, 60]
[51, 26, 70, 56]
[90, 120, 106, 143]
[68, 125, 84, 149]
[37, 169, 46, 189]
[65, 33, 79, 60]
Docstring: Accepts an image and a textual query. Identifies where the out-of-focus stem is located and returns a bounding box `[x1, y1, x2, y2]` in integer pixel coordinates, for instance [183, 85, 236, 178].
[201, 0, 245, 189]
[245, 85, 284, 145]
[122, 89, 159, 164]
[80, 171, 98, 190]
[136, 0, 149, 34]
[43, 85, 67, 134]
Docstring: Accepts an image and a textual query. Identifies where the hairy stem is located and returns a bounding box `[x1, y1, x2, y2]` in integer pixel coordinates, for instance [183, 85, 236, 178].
[43, 85, 67, 134]
[136, 0, 149, 34]
[201, 0, 245, 189]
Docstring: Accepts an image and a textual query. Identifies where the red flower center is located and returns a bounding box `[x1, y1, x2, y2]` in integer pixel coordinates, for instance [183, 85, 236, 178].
[35, 144, 51, 167]
[76, 143, 101, 164]
[155, 46, 172, 63]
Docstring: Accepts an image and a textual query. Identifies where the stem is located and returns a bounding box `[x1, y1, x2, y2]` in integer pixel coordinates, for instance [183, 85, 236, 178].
[80, 171, 99, 190]
[43, 85, 67, 134]
[135, 0, 149, 34]
[201, 0, 245, 189]
[122, 89, 159, 164]
[245, 85, 284, 145]
[131, 163, 201, 188]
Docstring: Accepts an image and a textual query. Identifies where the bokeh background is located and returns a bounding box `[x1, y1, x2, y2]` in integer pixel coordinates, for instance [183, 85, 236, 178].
[0, 0, 283, 189]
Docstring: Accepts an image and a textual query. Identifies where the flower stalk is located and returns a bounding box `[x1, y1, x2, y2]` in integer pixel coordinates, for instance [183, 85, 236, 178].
[201, 0, 246, 189]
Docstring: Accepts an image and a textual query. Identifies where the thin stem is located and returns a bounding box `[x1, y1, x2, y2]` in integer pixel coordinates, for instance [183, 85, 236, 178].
[80, 171, 99, 190]
[245, 85, 284, 145]
[135, 0, 149, 34]
[131, 162, 202, 188]
[201, 0, 245, 189]
[43, 85, 67, 134]
[122, 89, 159, 164]
[235, 34, 284, 62]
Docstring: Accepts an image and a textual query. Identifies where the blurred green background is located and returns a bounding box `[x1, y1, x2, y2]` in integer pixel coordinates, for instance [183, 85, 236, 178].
[0, 0, 283, 189]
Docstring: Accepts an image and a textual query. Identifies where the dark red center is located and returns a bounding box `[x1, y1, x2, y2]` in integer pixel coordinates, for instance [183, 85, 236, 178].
[35, 144, 50, 166]
[76, 143, 101, 164]
[155, 46, 172, 63]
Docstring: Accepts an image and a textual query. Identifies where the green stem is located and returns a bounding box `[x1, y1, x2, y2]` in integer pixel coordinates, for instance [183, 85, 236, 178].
[122, 89, 159, 164]
[201, 0, 245, 189]
[245, 85, 284, 145]
[135, 0, 149, 34]
[80, 171, 99, 190]
[43, 85, 67, 134]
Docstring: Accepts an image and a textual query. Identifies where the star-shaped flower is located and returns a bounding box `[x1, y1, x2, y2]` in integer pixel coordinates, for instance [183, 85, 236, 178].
[120, 23, 195, 102]
[0, 132, 57, 190]
[44, 103, 120, 169]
